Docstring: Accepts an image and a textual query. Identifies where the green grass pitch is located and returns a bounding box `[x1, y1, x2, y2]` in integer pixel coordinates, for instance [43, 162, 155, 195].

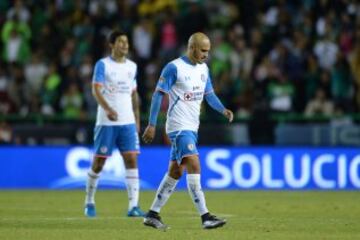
[0, 190, 359, 240]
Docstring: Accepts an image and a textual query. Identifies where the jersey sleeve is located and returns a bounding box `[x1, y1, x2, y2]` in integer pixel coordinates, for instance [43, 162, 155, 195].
[92, 60, 105, 84]
[205, 92, 226, 114]
[148, 91, 164, 126]
[204, 70, 214, 94]
[156, 63, 177, 93]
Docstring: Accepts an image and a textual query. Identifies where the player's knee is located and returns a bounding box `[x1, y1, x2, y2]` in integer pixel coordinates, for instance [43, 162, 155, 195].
[169, 169, 183, 179]
[92, 164, 103, 173]
[187, 164, 200, 174]
[183, 157, 201, 174]
[168, 163, 183, 179]
[92, 157, 106, 173]
[122, 153, 137, 168]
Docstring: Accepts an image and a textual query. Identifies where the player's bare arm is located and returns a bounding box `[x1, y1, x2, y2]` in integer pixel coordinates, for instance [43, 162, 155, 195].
[92, 83, 118, 121]
[132, 90, 140, 132]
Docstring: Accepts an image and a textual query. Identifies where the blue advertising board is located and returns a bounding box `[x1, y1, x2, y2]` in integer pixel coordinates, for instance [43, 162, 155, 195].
[1, 146, 360, 190]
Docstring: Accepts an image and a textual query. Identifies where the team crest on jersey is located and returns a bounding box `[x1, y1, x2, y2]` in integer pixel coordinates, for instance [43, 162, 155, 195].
[201, 74, 206, 82]
[188, 144, 195, 151]
[100, 146, 108, 153]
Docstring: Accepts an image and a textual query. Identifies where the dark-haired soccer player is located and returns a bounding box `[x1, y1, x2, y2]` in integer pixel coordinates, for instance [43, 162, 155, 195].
[84, 30, 145, 218]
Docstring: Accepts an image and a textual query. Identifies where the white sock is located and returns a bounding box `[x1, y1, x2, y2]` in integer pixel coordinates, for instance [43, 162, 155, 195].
[85, 169, 100, 205]
[125, 168, 140, 210]
[187, 174, 208, 215]
[150, 174, 178, 213]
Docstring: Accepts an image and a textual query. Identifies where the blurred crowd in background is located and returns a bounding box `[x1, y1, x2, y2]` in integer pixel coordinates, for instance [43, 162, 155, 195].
[0, 0, 359, 122]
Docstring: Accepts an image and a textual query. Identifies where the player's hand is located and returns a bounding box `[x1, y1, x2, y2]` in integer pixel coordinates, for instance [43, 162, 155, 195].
[223, 109, 234, 123]
[106, 108, 118, 121]
[142, 125, 155, 144]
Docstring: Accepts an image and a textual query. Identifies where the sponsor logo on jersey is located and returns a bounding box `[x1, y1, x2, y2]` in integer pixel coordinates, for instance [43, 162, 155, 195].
[107, 82, 130, 93]
[184, 92, 193, 101]
[184, 91, 204, 101]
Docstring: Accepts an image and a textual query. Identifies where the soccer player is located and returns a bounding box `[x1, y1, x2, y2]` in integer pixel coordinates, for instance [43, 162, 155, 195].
[142, 32, 234, 230]
[84, 30, 145, 218]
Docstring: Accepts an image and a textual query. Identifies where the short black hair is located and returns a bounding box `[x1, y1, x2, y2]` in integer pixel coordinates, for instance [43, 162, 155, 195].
[108, 29, 127, 44]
